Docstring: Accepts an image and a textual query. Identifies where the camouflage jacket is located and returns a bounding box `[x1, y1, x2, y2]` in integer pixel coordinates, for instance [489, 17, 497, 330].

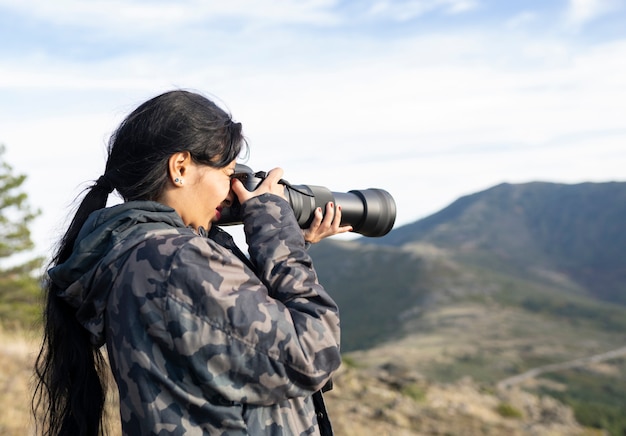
[48, 194, 341, 435]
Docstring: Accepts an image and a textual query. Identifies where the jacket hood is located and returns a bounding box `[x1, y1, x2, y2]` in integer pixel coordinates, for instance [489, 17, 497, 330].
[48, 200, 187, 345]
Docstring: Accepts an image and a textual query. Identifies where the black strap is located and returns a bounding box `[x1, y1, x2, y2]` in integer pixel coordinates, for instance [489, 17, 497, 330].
[313, 390, 333, 436]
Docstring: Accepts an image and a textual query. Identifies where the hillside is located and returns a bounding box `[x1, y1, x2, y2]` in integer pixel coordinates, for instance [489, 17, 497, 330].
[308, 181, 626, 434]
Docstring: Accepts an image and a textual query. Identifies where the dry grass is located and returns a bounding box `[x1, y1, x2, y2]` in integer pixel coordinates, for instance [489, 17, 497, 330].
[0, 327, 38, 435]
[0, 327, 122, 436]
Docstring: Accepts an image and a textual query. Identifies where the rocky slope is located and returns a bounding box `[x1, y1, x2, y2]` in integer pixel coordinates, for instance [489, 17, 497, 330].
[325, 363, 592, 436]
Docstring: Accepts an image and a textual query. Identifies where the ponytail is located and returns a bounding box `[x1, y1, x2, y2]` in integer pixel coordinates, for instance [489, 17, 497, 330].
[33, 181, 112, 436]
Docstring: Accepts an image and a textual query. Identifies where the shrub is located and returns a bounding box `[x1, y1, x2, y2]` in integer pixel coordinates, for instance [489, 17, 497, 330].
[495, 402, 523, 419]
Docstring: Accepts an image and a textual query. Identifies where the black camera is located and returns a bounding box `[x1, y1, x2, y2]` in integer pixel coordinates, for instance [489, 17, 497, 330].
[217, 164, 396, 237]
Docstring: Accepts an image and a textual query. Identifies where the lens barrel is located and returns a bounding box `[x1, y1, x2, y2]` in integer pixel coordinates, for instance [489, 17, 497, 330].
[217, 165, 396, 237]
[286, 185, 396, 237]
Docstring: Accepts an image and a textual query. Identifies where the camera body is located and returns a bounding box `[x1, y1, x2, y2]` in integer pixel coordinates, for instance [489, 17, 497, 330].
[217, 164, 396, 237]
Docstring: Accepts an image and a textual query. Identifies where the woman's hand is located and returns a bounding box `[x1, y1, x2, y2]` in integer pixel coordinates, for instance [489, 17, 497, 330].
[231, 167, 286, 203]
[231, 168, 352, 243]
[303, 201, 353, 244]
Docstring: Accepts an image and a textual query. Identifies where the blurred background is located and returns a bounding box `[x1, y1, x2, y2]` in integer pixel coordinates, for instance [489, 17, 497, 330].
[1, 1, 625, 434]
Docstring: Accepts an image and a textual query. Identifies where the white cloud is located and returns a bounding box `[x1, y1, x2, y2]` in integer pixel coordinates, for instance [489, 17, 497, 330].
[505, 11, 538, 29]
[367, 0, 477, 21]
[0, 0, 341, 31]
[443, 0, 478, 14]
[565, 0, 622, 28]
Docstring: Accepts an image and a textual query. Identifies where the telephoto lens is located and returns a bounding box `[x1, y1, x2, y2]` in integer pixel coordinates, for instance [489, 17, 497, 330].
[217, 164, 396, 237]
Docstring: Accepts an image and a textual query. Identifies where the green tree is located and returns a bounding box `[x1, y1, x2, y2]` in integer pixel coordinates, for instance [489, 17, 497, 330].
[0, 144, 43, 329]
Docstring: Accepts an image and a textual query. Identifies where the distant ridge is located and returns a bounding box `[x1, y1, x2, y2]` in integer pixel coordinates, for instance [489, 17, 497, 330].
[369, 181, 626, 304]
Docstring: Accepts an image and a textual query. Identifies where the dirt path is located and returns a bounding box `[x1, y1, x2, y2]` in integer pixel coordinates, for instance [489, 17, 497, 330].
[497, 345, 626, 389]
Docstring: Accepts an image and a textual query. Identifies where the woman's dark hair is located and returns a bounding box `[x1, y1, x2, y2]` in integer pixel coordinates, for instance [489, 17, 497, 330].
[32, 90, 246, 435]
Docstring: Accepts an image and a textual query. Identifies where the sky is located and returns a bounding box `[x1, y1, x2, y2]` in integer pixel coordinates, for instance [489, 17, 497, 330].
[1, 0, 625, 260]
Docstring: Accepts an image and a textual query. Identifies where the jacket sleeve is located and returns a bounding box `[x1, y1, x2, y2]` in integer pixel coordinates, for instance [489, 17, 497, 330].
[163, 194, 341, 406]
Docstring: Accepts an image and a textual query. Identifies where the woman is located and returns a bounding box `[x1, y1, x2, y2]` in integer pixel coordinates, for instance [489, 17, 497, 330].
[33, 90, 351, 435]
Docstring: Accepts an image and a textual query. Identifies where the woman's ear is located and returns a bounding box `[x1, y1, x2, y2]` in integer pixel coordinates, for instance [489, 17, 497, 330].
[168, 151, 191, 186]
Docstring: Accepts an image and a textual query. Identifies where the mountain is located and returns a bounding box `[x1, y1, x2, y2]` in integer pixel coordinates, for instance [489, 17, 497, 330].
[308, 181, 626, 434]
[369, 181, 626, 304]
[311, 181, 626, 351]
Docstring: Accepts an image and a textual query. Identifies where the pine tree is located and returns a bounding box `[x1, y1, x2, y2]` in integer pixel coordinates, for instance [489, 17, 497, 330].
[0, 144, 43, 329]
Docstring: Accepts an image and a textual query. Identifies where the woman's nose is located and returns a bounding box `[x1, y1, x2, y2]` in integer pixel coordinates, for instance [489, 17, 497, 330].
[223, 190, 234, 207]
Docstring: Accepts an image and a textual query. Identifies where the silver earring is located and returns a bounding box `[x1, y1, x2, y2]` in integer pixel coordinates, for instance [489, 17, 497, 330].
[174, 177, 183, 184]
